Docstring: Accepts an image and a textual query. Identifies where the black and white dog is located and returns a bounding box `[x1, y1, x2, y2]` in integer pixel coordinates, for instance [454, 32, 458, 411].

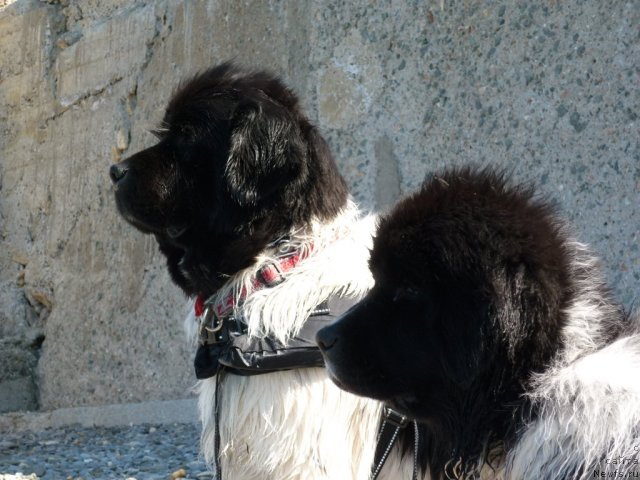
[110, 63, 416, 479]
[318, 168, 640, 479]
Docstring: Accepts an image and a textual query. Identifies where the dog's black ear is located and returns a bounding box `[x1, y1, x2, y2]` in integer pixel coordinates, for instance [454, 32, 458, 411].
[225, 95, 308, 207]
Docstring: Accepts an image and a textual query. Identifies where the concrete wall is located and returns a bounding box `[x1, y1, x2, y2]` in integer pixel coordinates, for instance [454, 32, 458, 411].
[0, 0, 637, 413]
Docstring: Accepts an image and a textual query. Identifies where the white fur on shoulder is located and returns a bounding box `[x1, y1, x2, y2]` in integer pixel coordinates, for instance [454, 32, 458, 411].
[508, 243, 640, 480]
[553, 241, 626, 364]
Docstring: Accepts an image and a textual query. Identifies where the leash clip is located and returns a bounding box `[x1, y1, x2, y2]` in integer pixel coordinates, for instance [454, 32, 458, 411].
[383, 406, 409, 428]
[201, 306, 224, 333]
[199, 306, 225, 345]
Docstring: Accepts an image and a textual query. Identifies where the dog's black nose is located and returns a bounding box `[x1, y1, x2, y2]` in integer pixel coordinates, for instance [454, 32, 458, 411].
[109, 163, 129, 183]
[316, 326, 338, 351]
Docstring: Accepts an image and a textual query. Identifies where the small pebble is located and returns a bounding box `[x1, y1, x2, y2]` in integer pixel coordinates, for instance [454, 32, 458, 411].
[170, 468, 187, 479]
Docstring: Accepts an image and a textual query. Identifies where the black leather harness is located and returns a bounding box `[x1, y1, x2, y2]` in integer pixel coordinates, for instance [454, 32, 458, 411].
[194, 295, 359, 379]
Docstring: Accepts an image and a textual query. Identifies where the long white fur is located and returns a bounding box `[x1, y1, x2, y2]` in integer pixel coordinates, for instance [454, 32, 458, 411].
[186, 200, 424, 480]
[507, 242, 640, 479]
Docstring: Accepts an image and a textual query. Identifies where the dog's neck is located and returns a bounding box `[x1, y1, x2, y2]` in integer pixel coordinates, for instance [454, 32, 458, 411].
[194, 237, 313, 319]
[156, 207, 321, 298]
[199, 200, 375, 342]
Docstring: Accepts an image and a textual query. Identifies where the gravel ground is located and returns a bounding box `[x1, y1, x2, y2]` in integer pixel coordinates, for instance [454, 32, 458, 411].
[0, 423, 211, 480]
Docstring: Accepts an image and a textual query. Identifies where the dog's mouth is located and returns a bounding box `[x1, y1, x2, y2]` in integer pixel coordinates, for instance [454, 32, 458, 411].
[118, 209, 160, 234]
[119, 210, 192, 244]
[326, 370, 370, 400]
[325, 362, 390, 400]
[113, 191, 158, 233]
[115, 195, 190, 240]
[328, 369, 419, 419]
[325, 367, 349, 391]
[325, 357, 420, 411]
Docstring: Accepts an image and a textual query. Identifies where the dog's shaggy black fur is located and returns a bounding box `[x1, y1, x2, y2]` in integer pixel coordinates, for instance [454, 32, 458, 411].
[110, 64, 394, 480]
[317, 168, 636, 478]
[111, 62, 348, 298]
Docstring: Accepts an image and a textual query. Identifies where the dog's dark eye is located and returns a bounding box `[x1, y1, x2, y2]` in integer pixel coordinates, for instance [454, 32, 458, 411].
[393, 286, 421, 303]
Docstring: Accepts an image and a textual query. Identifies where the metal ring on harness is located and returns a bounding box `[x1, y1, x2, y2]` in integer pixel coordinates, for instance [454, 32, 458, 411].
[199, 307, 225, 345]
[202, 307, 224, 333]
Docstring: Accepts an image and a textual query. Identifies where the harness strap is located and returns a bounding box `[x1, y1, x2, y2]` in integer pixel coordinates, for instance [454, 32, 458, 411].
[411, 420, 420, 480]
[371, 406, 420, 480]
[213, 368, 224, 480]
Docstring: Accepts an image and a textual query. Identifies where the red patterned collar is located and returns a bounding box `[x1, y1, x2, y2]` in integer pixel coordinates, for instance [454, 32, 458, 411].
[194, 244, 312, 319]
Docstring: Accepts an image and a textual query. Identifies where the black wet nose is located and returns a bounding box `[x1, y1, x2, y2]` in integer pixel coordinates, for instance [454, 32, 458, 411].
[109, 163, 129, 183]
[316, 326, 338, 351]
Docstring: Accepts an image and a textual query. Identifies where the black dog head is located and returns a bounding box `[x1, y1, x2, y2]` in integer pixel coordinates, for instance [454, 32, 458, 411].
[317, 168, 572, 427]
[111, 63, 348, 297]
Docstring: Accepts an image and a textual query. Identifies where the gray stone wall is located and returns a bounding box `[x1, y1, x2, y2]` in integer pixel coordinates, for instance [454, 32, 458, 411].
[0, 0, 637, 413]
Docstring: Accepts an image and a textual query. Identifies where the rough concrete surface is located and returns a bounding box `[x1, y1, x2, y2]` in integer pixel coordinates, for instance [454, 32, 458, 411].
[0, 0, 637, 414]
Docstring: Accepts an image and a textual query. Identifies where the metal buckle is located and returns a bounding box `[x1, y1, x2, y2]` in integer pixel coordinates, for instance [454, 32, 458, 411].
[202, 306, 224, 333]
[198, 306, 225, 345]
[383, 406, 409, 428]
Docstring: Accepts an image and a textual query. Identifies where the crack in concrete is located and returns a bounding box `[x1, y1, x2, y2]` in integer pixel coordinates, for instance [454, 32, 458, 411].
[42, 1, 74, 112]
[39, 76, 125, 130]
[113, 2, 169, 160]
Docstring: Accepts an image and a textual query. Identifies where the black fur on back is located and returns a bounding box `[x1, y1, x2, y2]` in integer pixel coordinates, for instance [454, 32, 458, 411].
[317, 167, 575, 477]
[111, 63, 348, 297]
